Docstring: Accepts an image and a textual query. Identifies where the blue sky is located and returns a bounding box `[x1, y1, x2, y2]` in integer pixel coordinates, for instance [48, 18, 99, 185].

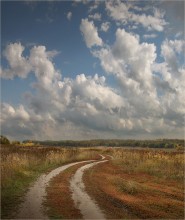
[1, 0, 184, 140]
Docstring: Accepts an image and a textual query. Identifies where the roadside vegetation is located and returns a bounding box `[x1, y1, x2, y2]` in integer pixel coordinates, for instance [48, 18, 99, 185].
[111, 148, 184, 180]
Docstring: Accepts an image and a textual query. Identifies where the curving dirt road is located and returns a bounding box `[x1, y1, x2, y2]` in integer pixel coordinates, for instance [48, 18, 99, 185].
[70, 159, 108, 219]
[16, 159, 96, 219]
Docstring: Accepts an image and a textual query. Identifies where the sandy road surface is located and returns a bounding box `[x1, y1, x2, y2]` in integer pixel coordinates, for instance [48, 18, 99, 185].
[70, 159, 108, 219]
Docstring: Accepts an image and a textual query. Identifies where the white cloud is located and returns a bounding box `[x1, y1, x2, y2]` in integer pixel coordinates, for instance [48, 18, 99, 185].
[77, 28, 184, 137]
[153, 39, 185, 129]
[143, 34, 157, 39]
[88, 1, 100, 13]
[95, 28, 156, 92]
[80, 18, 103, 48]
[101, 22, 110, 32]
[1, 43, 61, 88]
[88, 13, 101, 21]
[161, 39, 185, 73]
[1, 36, 185, 140]
[106, 0, 167, 31]
[67, 11, 72, 20]
[1, 43, 131, 139]
[1, 43, 31, 79]
[29, 45, 61, 87]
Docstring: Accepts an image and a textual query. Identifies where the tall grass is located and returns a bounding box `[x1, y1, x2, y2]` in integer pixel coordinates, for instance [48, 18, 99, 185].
[112, 148, 184, 180]
[1, 144, 99, 218]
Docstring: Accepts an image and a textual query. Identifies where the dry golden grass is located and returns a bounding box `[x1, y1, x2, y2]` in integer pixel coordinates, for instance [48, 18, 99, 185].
[112, 148, 184, 180]
[1, 145, 98, 185]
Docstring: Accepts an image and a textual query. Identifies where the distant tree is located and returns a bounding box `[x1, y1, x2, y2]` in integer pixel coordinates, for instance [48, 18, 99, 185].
[0, 135, 10, 145]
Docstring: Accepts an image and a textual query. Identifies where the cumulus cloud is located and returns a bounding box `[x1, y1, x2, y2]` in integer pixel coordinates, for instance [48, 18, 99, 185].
[1, 33, 185, 140]
[67, 11, 72, 20]
[1, 43, 133, 139]
[106, 0, 167, 31]
[1, 43, 61, 87]
[92, 28, 184, 137]
[161, 39, 185, 73]
[1, 43, 31, 79]
[94, 28, 156, 91]
[101, 22, 110, 32]
[88, 0, 101, 13]
[88, 13, 101, 21]
[152, 39, 185, 123]
[143, 34, 157, 39]
[80, 18, 103, 48]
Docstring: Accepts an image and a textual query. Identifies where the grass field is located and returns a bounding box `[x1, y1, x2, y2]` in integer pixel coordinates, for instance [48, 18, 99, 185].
[1, 144, 184, 219]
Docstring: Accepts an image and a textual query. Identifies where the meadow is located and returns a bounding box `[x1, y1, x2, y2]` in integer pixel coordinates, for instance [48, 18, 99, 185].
[84, 148, 184, 219]
[1, 142, 184, 219]
[111, 148, 184, 180]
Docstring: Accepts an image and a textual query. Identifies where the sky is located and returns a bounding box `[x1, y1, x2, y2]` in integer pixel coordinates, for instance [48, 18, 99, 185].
[1, 0, 185, 141]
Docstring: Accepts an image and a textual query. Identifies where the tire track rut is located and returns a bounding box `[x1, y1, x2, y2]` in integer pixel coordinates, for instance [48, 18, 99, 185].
[70, 159, 108, 219]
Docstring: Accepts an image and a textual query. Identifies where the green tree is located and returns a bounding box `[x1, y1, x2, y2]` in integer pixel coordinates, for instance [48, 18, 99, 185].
[0, 135, 10, 144]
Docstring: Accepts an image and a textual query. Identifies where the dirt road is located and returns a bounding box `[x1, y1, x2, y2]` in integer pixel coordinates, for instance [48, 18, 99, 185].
[16, 155, 107, 219]
[16, 159, 97, 219]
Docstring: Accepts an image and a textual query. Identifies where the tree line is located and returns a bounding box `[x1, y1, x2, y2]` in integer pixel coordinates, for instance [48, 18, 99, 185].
[1, 135, 183, 149]
[25, 139, 184, 149]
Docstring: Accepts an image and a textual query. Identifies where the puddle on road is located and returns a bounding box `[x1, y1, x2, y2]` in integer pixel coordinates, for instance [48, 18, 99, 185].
[70, 160, 108, 219]
[16, 159, 96, 219]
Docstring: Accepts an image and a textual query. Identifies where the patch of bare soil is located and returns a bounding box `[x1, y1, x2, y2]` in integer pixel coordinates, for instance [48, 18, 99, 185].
[83, 161, 184, 219]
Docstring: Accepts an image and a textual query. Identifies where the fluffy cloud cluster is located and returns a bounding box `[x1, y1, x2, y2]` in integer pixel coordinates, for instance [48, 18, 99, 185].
[1, 42, 135, 140]
[1, 1, 184, 141]
[93, 29, 160, 120]
[101, 22, 110, 32]
[1, 43, 61, 87]
[91, 28, 185, 137]
[88, 13, 101, 21]
[106, 0, 167, 31]
[1, 43, 31, 79]
[80, 18, 103, 48]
